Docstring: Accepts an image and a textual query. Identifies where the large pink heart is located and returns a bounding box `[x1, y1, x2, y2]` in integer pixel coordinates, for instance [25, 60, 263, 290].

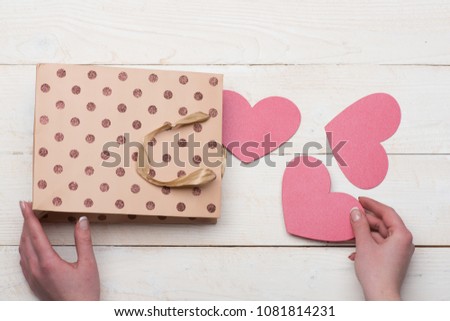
[223, 90, 301, 163]
[282, 156, 362, 242]
[325, 93, 401, 189]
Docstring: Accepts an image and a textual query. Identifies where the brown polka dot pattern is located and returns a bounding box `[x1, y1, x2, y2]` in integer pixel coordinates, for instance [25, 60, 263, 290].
[207, 203, 216, 213]
[100, 183, 109, 192]
[132, 120, 141, 129]
[208, 140, 218, 149]
[116, 167, 125, 177]
[68, 181, 78, 191]
[115, 200, 125, 209]
[148, 169, 156, 178]
[40, 115, 49, 125]
[87, 70, 97, 79]
[85, 134, 95, 143]
[41, 84, 50, 93]
[102, 118, 111, 128]
[146, 201, 155, 210]
[179, 75, 188, 84]
[117, 135, 126, 144]
[57, 69, 66, 78]
[70, 117, 80, 126]
[103, 87, 112, 96]
[52, 197, 62, 206]
[148, 105, 157, 114]
[100, 150, 110, 160]
[193, 155, 202, 165]
[118, 72, 128, 81]
[86, 102, 96, 111]
[178, 107, 188, 116]
[69, 149, 79, 158]
[194, 92, 203, 100]
[148, 73, 158, 83]
[53, 164, 63, 174]
[131, 184, 140, 194]
[37, 180, 47, 189]
[164, 90, 173, 99]
[84, 198, 94, 207]
[72, 86, 81, 95]
[34, 66, 222, 220]
[193, 123, 202, 132]
[209, 77, 218, 86]
[56, 100, 65, 110]
[85, 166, 94, 176]
[117, 103, 127, 113]
[38, 147, 48, 157]
[193, 187, 201, 196]
[176, 202, 186, 212]
[209, 108, 218, 118]
[54, 132, 64, 142]
[133, 88, 142, 98]
[148, 138, 157, 147]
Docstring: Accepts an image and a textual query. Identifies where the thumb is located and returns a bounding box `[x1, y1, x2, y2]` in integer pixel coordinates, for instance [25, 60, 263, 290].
[350, 208, 374, 248]
[74, 216, 96, 264]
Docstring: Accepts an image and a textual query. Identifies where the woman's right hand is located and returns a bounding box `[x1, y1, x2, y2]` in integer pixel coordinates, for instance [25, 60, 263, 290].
[349, 197, 415, 300]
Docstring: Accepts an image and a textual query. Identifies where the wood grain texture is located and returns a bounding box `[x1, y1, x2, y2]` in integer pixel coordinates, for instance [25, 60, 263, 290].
[1, 64, 450, 154]
[1, 246, 449, 300]
[1, 0, 450, 64]
[1, 152, 449, 246]
[2, 0, 450, 301]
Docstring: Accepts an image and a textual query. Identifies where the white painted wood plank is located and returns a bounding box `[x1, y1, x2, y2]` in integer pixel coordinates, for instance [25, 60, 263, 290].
[1, 153, 449, 246]
[1, 0, 450, 65]
[1, 246, 448, 300]
[1, 65, 450, 154]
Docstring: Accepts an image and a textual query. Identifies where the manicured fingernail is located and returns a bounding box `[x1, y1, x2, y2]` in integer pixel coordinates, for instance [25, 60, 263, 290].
[19, 201, 26, 211]
[350, 208, 361, 221]
[79, 216, 89, 230]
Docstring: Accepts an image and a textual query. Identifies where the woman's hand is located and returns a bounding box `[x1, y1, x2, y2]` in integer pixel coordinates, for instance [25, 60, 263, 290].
[349, 197, 415, 300]
[19, 201, 100, 300]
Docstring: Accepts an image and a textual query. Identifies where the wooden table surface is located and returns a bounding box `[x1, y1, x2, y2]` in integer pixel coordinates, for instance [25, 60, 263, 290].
[1, 0, 449, 300]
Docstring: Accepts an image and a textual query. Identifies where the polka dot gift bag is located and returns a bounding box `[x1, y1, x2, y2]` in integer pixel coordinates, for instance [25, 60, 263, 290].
[33, 64, 223, 224]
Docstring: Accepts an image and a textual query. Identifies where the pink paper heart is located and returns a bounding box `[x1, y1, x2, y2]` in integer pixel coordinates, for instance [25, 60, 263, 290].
[282, 156, 362, 242]
[325, 93, 401, 189]
[223, 90, 301, 163]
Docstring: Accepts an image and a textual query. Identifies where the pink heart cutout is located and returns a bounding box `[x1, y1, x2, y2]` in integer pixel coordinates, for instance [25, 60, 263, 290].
[282, 156, 362, 242]
[325, 93, 401, 189]
[223, 90, 301, 163]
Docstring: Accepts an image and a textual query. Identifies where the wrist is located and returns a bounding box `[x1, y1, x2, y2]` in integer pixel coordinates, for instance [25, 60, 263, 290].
[364, 288, 401, 301]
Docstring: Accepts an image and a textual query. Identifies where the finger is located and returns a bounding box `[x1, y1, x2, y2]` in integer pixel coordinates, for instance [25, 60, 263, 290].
[366, 213, 389, 238]
[74, 217, 96, 265]
[20, 201, 57, 261]
[350, 208, 375, 248]
[371, 231, 386, 244]
[359, 197, 406, 231]
[348, 252, 356, 261]
[19, 220, 38, 267]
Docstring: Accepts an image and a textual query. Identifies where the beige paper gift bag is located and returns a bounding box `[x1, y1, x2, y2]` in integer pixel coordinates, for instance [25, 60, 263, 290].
[33, 64, 223, 224]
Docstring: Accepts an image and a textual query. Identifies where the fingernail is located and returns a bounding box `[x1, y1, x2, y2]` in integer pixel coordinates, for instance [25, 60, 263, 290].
[79, 216, 89, 230]
[350, 207, 361, 221]
[19, 201, 26, 211]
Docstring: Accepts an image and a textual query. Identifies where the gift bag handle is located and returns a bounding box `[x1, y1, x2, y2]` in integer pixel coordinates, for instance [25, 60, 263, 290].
[136, 112, 224, 188]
